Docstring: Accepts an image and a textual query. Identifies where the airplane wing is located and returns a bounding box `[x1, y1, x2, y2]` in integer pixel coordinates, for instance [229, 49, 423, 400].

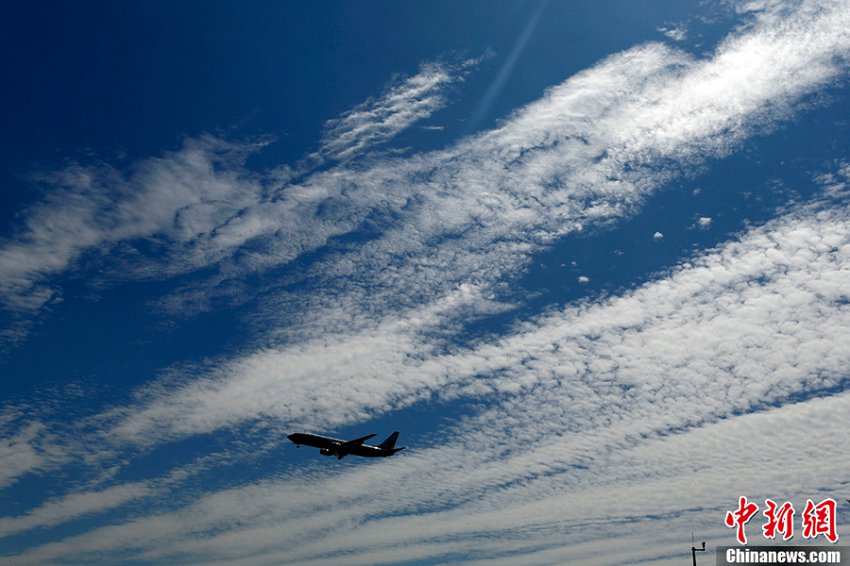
[340, 433, 377, 449]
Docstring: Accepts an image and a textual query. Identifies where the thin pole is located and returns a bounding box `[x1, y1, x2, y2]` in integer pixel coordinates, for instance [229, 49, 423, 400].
[691, 533, 706, 566]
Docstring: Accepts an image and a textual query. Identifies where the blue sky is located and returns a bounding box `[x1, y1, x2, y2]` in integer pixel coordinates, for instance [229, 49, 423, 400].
[2, 1, 850, 564]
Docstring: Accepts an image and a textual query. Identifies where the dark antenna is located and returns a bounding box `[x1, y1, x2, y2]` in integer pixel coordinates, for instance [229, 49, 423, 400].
[691, 532, 706, 566]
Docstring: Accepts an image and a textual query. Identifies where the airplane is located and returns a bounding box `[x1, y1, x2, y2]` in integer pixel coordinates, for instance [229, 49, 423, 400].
[287, 431, 405, 460]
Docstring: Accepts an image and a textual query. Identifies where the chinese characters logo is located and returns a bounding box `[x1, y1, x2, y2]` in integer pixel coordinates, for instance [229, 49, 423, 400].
[725, 497, 838, 545]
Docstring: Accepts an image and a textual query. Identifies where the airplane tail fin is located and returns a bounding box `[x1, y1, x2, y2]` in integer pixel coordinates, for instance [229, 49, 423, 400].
[378, 431, 400, 450]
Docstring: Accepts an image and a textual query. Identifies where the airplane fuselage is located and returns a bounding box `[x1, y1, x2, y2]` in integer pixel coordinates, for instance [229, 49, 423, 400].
[287, 432, 404, 459]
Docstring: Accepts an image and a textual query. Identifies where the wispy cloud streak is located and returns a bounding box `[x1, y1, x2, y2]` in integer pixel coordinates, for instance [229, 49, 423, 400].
[0, 136, 267, 314]
[0, 483, 154, 538]
[0, 422, 45, 490]
[320, 59, 478, 161]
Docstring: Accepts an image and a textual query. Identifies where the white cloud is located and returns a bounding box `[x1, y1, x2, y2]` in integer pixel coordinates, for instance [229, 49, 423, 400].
[319, 59, 477, 161]
[0, 136, 267, 314]
[0, 482, 154, 538]
[659, 25, 688, 42]
[0, 422, 44, 490]
[109, 283, 502, 443]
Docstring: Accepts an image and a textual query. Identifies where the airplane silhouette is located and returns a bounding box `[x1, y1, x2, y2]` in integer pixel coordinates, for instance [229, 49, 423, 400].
[287, 431, 405, 459]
